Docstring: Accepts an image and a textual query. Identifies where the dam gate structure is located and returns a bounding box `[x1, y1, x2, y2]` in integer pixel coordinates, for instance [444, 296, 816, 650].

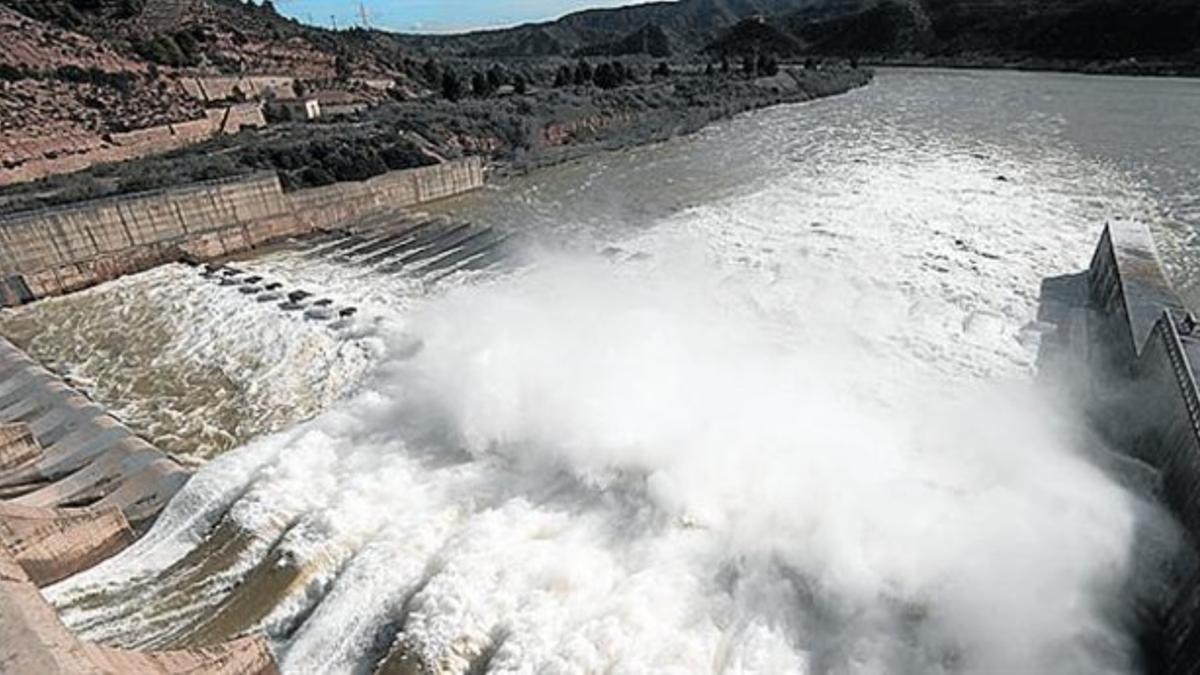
[0, 335, 279, 673]
[1045, 221, 1200, 674]
[0, 156, 487, 672]
[0, 157, 485, 307]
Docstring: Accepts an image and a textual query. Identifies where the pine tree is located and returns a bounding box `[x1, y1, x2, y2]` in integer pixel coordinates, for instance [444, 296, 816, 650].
[574, 60, 593, 85]
[486, 66, 505, 93]
[422, 58, 440, 85]
[612, 61, 627, 84]
[441, 71, 462, 101]
[471, 71, 489, 97]
[594, 63, 617, 89]
[758, 54, 779, 76]
[554, 65, 571, 87]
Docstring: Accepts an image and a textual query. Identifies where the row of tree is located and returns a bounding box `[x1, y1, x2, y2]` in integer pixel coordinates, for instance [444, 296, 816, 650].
[434, 64, 530, 102]
[552, 60, 676, 90]
[705, 54, 781, 78]
[414, 52, 790, 103]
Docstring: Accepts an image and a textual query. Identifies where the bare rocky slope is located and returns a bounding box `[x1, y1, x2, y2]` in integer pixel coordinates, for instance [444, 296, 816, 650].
[0, 0, 414, 80]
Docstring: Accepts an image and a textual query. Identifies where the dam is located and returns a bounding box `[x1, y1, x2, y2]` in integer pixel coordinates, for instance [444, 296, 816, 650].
[1, 68, 1199, 673]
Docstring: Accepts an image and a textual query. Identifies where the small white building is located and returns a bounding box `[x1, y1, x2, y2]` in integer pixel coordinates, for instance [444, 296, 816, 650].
[277, 98, 321, 121]
[314, 91, 369, 117]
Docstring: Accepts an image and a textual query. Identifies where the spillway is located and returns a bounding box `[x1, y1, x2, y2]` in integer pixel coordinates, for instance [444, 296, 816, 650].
[2, 68, 1200, 673]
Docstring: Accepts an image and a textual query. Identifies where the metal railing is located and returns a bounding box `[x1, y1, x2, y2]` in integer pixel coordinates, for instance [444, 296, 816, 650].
[1155, 310, 1200, 438]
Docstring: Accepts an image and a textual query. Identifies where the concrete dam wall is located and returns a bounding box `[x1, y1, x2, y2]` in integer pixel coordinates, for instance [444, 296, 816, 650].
[1062, 222, 1200, 674]
[0, 159, 488, 670]
[0, 157, 485, 307]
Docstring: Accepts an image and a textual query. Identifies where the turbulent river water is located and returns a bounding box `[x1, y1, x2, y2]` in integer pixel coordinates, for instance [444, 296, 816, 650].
[3, 67, 1200, 674]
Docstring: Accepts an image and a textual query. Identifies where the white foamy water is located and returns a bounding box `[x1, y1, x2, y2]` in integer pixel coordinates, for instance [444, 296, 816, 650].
[34, 69, 1199, 673]
[0, 259, 395, 459]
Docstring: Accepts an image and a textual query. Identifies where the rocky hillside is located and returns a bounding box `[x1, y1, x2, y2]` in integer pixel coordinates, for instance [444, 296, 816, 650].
[0, 62, 871, 213]
[0, 0, 430, 185]
[0, 0, 415, 79]
[0, 7, 204, 174]
[393, 0, 816, 57]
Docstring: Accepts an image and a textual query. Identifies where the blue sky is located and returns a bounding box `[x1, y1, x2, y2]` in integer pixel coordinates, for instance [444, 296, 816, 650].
[273, 1, 666, 33]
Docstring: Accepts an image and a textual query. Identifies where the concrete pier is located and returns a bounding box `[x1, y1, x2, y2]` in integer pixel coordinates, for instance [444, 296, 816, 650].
[0, 337, 188, 527]
[0, 502, 133, 587]
[0, 335, 282, 672]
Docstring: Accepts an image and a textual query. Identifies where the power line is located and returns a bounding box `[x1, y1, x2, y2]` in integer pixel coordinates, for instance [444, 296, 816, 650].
[359, 1, 371, 30]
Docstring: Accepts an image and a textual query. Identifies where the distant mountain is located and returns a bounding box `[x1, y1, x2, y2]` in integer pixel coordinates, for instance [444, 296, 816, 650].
[391, 1, 822, 58]
[576, 24, 675, 58]
[395, 0, 1198, 72]
[703, 18, 805, 56]
[778, 0, 1200, 62]
[9, 0, 1191, 77]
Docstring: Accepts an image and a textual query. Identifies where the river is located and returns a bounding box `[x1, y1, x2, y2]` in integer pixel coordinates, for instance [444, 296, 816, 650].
[3, 67, 1199, 674]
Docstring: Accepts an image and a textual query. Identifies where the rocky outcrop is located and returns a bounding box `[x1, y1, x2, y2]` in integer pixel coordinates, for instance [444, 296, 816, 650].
[0, 7, 216, 174]
[542, 112, 638, 147]
[0, 7, 144, 73]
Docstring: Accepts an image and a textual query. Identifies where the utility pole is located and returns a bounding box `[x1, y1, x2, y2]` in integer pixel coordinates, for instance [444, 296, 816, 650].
[331, 14, 337, 30]
[358, 1, 370, 30]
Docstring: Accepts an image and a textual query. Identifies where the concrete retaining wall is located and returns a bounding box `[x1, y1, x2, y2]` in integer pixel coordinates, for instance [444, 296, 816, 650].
[286, 157, 485, 231]
[0, 103, 268, 186]
[0, 157, 485, 306]
[178, 76, 297, 104]
[1082, 222, 1200, 674]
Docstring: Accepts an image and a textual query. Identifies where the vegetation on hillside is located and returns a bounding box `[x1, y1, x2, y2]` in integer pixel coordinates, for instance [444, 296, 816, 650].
[0, 61, 871, 214]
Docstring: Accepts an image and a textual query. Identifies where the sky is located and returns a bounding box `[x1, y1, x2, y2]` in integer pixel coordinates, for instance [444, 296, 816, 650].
[273, 1, 667, 34]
